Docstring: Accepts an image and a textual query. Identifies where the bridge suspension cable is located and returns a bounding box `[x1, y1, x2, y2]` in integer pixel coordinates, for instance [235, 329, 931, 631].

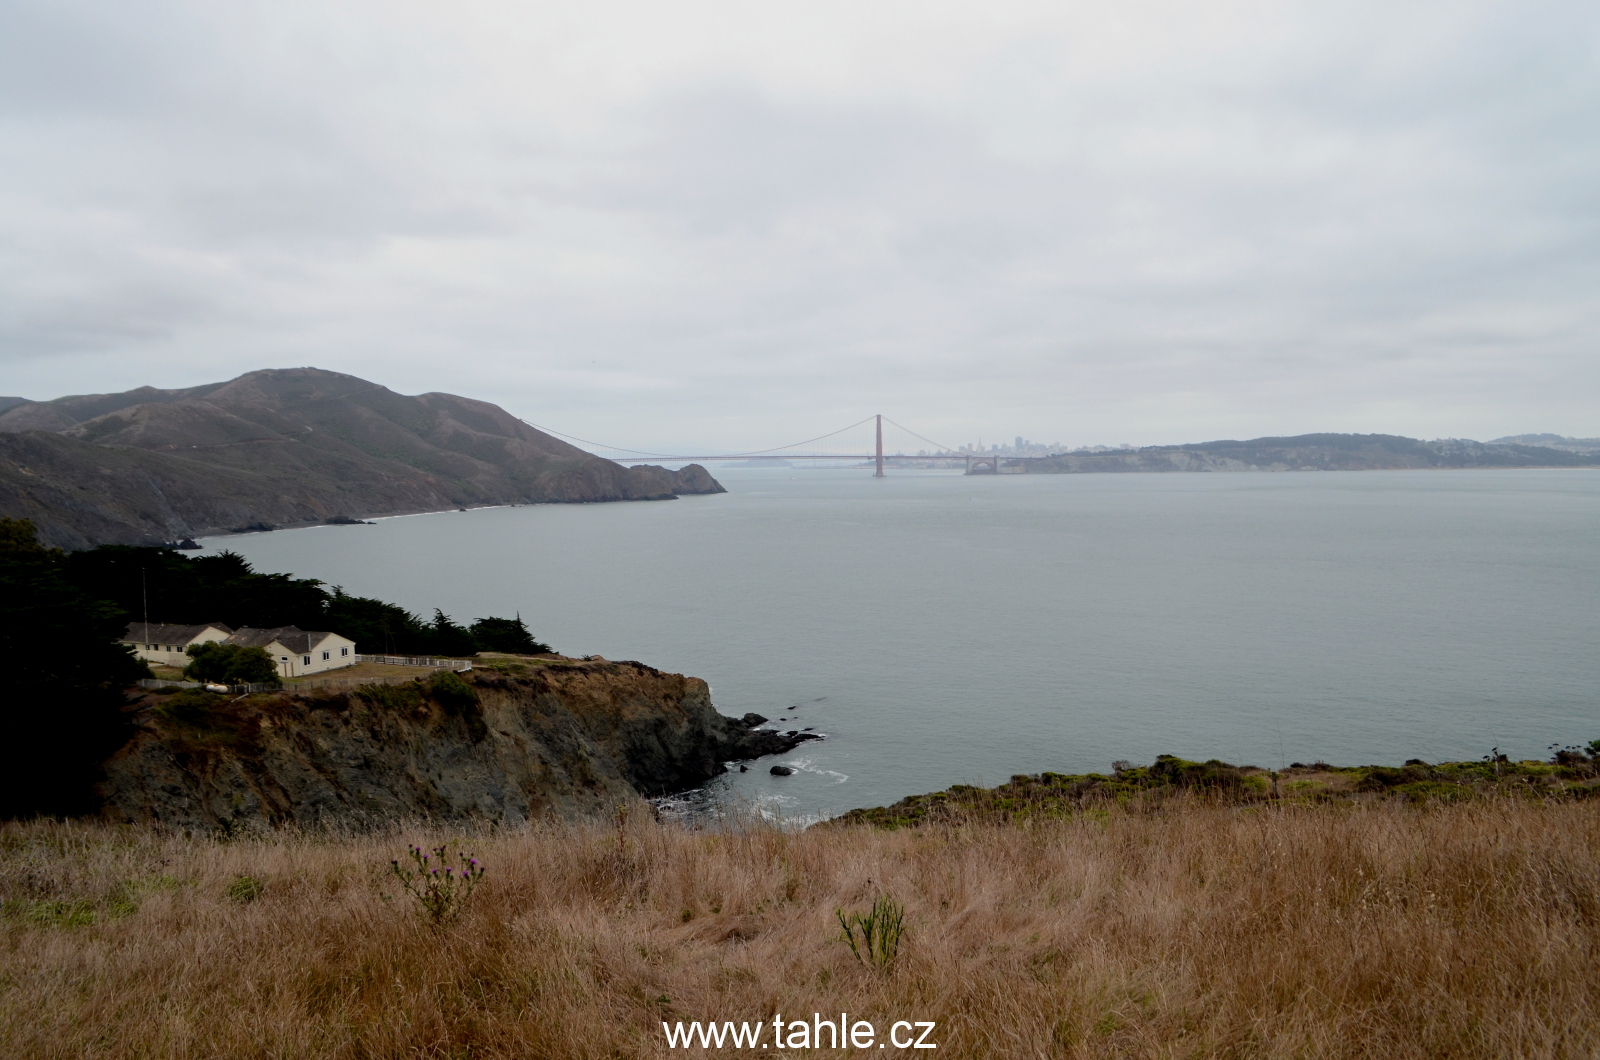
[880, 416, 961, 455]
[725, 416, 878, 455]
[514, 419, 680, 458]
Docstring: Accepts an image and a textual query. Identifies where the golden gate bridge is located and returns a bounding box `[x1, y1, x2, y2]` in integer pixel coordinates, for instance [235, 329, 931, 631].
[518, 414, 1044, 476]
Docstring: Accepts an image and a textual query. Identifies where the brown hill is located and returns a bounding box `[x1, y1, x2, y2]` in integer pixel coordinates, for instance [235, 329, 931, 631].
[0, 368, 724, 549]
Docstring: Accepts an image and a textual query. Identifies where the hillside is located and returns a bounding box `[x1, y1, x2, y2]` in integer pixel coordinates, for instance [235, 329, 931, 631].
[3, 796, 1595, 1057]
[0, 368, 723, 548]
[1492, 432, 1600, 452]
[1026, 432, 1600, 474]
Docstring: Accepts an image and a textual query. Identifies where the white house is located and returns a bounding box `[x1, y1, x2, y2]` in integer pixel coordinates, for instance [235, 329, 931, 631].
[223, 626, 357, 678]
[120, 622, 234, 668]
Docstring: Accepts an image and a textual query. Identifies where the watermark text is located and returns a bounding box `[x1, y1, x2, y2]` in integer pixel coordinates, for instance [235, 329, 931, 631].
[663, 1013, 936, 1050]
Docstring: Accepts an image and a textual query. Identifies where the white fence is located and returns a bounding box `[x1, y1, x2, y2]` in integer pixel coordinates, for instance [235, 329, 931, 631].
[356, 654, 474, 671]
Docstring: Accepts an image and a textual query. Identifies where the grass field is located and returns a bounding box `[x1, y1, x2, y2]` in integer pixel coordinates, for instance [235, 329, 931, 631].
[3, 795, 1597, 1058]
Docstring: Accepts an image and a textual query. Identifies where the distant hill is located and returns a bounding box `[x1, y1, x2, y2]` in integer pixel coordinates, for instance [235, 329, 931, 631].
[0, 397, 29, 415]
[1027, 433, 1600, 475]
[1490, 433, 1600, 452]
[0, 368, 724, 549]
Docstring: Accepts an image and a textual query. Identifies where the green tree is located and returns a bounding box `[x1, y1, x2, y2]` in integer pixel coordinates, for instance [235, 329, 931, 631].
[183, 643, 278, 684]
[469, 614, 552, 654]
[323, 587, 432, 656]
[424, 610, 480, 658]
[0, 519, 147, 818]
[62, 546, 327, 631]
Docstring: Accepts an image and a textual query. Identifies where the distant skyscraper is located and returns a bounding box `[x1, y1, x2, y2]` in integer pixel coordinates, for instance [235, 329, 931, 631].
[1016, 436, 1023, 450]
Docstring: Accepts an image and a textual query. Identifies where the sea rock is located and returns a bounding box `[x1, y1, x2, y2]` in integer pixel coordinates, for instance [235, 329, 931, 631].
[770, 766, 794, 776]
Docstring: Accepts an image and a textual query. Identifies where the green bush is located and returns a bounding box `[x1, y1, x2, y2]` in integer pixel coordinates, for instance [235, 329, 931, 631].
[1147, 755, 1244, 793]
[428, 671, 477, 711]
[1391, 781, 1474, 803]
[184, 642, 277, 685]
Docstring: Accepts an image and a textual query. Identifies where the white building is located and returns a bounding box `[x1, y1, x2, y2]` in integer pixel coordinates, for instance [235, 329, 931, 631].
[120, 622, 234, 668]
[224, 626, 357, 678]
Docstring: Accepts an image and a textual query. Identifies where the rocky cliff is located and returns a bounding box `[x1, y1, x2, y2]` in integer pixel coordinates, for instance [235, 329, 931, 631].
[0, 368, 725, 549]
[100, 659, 809, 831]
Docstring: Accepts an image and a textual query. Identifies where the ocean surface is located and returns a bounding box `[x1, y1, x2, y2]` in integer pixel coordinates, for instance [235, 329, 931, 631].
[199, 467, 1600, 824]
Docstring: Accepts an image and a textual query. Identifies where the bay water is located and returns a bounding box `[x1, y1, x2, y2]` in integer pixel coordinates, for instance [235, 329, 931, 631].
[200, 467, 1600, 823]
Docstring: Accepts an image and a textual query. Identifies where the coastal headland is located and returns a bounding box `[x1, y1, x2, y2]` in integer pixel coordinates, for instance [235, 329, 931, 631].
[0, 367, 725, 550]
[105, 658, 817, 831]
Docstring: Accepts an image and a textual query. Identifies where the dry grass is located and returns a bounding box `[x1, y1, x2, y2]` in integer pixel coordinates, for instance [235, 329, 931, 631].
[2, 798, 1597, 1058]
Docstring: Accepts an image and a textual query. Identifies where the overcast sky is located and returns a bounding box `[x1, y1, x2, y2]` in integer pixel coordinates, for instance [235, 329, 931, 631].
[2, 0, 1597, 451]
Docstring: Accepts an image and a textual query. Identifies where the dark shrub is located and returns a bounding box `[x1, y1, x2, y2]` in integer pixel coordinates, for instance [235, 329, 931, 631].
[1548, 743, 1594, 768]
[1148, 755, 1244, 793]
[468, 615, 552, 655]
[184, 643, 277, 684]
[1356, 766, 1431, 792]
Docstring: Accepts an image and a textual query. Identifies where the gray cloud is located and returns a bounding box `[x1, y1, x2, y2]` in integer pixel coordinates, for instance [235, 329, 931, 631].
[1, 0, 1596, 447]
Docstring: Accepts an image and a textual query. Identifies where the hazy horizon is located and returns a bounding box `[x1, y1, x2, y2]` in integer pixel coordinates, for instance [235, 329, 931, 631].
[3, 1, 1598, 448]
[2, 365, 1596, 458]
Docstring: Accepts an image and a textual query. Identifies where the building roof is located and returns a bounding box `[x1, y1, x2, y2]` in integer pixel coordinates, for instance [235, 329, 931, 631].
[120, 621, 233, 644]
[225, 626, 345, 655]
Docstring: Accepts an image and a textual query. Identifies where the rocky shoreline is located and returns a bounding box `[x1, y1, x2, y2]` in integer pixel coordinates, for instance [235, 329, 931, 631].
[102, 657, 813, 830]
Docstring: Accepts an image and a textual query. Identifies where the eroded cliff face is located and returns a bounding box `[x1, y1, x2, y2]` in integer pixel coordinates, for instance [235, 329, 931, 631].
[99, 660, 804, 831]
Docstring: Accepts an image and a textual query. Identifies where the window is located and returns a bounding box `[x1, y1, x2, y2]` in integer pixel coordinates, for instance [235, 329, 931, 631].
[322, 651, 330, 661]
[341, 647, 349, 656]
[302, 655, 311, 666]
[280, 656, 288, 662]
